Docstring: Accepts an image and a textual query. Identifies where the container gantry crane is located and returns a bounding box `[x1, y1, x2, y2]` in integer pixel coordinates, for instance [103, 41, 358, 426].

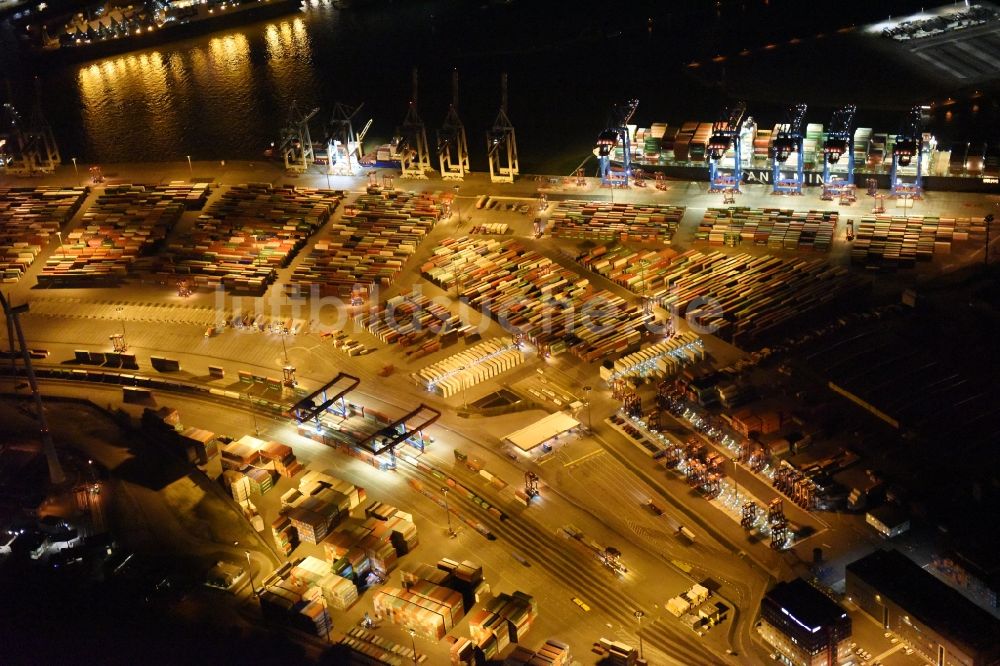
[399, 68, 433, 179]
[327, 101, 369, 177]
[1, 79, 60, 175]
[487, 72, 518, 184]
[771, 103, 808, 195]
[707, 101, 748, 193]
[595, 98, 639, 187]
[437, 69, 470, 181]
[822, 104, 856, 195]
[890, 105, 927, 198]
[280, 101, 319, 174]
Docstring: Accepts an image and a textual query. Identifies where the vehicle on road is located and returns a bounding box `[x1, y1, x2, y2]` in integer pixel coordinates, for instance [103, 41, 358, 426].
[644, 499, 664, 516]
[571, 596, 590, 612]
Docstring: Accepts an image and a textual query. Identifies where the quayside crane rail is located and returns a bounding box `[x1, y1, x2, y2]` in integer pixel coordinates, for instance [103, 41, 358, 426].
[772, 103, 807, 195]
[707, 100, 748, 193]
[595, 98, 639, 187]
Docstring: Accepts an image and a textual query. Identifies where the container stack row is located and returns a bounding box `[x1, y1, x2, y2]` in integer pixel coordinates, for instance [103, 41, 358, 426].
[159, 184, 343, 294]
[603, 331, 705, 382]
[696, 207, 837, 252]
[0, 186, 87, 283]
[850, 214, 976, 269]
[575, 243, 680, 295]
[288, 190, 441, 297]
[414, 338, 523, 397]
[373, 583, 465, 640]
[421, 237, 654, 361]
[39, 183, 208, 286]
[578, 246, 867, 343]
[361, 289, 469, 357]
[467, 591, 538, 661]
[547, 200, 685, 243]
[502, 639, 572, 666]
[259, 555, 348, 636]
[321, 511, 418, 580]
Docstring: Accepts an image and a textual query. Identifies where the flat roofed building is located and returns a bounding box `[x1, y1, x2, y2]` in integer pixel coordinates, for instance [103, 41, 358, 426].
[759, 578, 852, 666]
[846, 549, 1000, 666]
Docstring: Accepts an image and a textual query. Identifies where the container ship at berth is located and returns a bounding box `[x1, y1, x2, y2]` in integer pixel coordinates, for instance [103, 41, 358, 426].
[29, 0, 302, 61]
[612, 114, 1000, 193]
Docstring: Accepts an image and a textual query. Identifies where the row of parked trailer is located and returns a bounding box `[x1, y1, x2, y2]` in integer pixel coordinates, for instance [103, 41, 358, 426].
[414, 338, 523, 398]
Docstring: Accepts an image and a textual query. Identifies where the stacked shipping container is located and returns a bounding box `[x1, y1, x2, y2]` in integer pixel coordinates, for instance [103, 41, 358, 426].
[576, 245, 867, 343]
[0, 186, 87, 283]
[39, 183, 208, 285]
[547, 200, 685, 243]
[850, 214, 976, 269]
[159, 183, 342, 293]
[420, 237, 653, 360]
[289, 190, 442, 297]
[414, 338, 523, 397]
[696, 207, 838, 252]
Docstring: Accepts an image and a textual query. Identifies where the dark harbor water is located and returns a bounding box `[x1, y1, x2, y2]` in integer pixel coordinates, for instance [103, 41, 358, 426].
[3, 0, 999, 174]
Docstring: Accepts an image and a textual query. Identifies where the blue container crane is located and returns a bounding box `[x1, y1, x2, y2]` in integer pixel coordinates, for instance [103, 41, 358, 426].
[890, 105, 927, 198]
[772, 103, 808, 195]
[822, 104, 856, 189]
[707, 101, 748, 193]
[596, 99, 639, 187]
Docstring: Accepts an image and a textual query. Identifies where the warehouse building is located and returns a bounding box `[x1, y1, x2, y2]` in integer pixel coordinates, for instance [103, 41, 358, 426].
[846, 549, 1000, 666]
[758, 578, 852, 666]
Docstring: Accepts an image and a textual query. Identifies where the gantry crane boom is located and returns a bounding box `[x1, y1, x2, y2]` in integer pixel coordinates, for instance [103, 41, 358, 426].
[822, 104, 857, 187]
[487, 72, 519, 183]
[890, 105, 927, 197]
[707, 100, 748, 192]
[399, 68, 432, 179]
[595, 98, 639, 187]
[772, 103, 807, 194]
[437, 69, 470, 180]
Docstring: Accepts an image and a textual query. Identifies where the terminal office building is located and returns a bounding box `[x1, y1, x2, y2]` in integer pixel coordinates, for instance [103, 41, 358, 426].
[846, 549, 1000, 666]
[759, 578, 852, 666]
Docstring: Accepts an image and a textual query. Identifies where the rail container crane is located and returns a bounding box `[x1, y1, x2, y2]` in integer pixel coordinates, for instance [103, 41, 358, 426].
[771, 103, 808, 195]
[890, 105, 928, 198]
[821, 104, 856, 196]
[707, 101, 748, 192]
[595, 98, 639, 187]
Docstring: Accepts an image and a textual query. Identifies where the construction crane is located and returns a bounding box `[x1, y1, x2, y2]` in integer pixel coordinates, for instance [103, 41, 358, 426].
[399, 68, 432, 179]
[437, 69, 470, 181]
[771, 103, 808, 195]
[595, 98, 639, 187]
[890, 105, 927, 198]
[707, 100, 748, 193]
[326, 101, 368, 176]
[280, 101, 319, 174]
[821, 104, 857, 200]
[2, 291, 65, 485]
[487, 72, 518, 184]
